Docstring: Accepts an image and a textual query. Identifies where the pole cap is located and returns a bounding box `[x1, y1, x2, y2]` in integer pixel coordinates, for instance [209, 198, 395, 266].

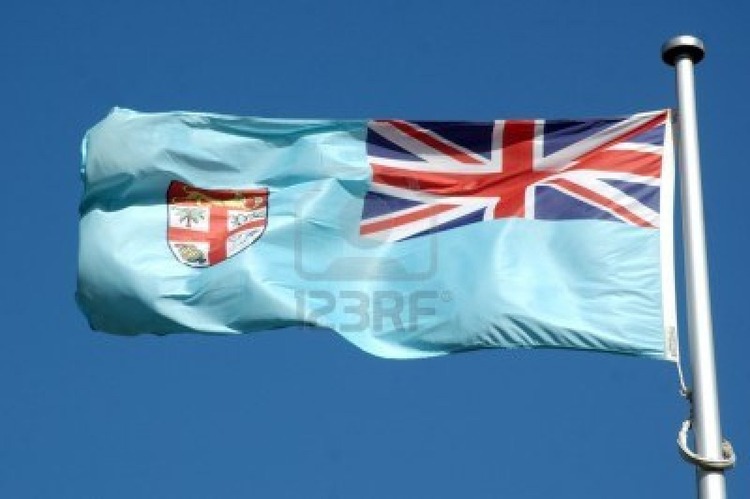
[661, 35, 705, 66]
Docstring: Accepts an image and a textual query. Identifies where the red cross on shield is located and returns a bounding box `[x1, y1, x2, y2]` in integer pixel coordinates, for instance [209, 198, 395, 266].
[167, 181, 269, 267]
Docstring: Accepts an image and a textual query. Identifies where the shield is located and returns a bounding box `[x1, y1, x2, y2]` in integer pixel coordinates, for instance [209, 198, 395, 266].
[167, 181, 269, 267]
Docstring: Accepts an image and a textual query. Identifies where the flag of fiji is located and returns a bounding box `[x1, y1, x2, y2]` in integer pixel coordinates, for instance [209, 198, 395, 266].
[77, 108, 678, 361]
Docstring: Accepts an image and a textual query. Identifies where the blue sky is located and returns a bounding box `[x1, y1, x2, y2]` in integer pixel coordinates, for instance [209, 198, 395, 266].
[1, 0, 748, 497]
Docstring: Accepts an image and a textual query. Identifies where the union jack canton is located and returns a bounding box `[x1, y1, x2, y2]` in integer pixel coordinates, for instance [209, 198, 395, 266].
[360, 110, 669, 242]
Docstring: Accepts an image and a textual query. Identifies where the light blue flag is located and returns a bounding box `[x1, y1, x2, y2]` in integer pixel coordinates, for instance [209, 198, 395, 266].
[77, 107, 678, 361]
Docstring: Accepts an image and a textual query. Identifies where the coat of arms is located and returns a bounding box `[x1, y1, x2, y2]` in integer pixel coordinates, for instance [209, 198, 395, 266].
[167, 181, 269, 267]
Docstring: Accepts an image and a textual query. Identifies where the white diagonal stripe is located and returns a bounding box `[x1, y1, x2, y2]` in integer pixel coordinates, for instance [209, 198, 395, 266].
[368, 120, 490, 167]
[369, 156, 497, 173]
[608, 142, 663, 154]
[368, 182, 500, 208]
[542, 173, 659, 227]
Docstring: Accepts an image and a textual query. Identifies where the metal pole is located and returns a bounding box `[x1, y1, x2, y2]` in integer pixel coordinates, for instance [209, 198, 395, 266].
[662, 36, 727, 499]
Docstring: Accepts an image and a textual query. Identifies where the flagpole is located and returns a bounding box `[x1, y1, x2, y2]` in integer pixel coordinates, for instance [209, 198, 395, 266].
[661, 36, 727, 499]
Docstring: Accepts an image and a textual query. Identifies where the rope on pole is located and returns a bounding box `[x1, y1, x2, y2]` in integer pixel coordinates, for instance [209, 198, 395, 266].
[678, 418, 735, 471]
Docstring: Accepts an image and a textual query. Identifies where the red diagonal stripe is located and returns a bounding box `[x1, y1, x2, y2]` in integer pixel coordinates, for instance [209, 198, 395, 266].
[566, 149, 662, 177]
[386, 120, 485, 165]
[548, 178, 654, 228]
[360, 203, 457, 236]
[571, 112, 668, 166]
